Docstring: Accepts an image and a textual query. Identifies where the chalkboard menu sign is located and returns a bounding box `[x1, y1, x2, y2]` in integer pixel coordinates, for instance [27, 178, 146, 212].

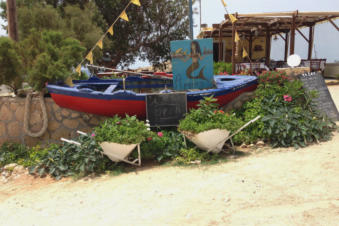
[146, 93, 187, 127]
[298, 72, 339, 121]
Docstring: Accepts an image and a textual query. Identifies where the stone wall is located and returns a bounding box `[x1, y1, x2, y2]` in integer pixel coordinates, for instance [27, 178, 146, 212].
[0, 97, 108, 146]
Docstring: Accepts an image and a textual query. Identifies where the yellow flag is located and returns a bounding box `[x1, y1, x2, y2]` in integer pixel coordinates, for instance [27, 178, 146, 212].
[131, 0, 141, 6]
[97, 39, 103, 49]
[120, 10, 129, 22]
[229, 14, 237, 23]
[221, 0, 227, 7]
[86, 51, 93, 64]
[235, 32, 240, 42]
[243, 48, 248, 58]
[108, 25, 114, 35]
[65, 76, 74, 87]
[75, 64, 81, 75]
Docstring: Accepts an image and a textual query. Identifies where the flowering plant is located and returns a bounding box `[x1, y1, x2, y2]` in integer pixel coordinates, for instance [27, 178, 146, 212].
[258, 71, 291, 84]
[94, 115, 153, 144]
[179, 96, 244, 134]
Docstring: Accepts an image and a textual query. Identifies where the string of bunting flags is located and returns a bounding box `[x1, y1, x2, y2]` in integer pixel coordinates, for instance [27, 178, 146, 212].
[220, 0, 249, 60]
[74, 0, 141, 76]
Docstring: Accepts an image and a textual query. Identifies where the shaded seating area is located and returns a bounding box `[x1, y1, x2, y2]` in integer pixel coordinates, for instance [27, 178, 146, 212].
[199, 11, 339, 74]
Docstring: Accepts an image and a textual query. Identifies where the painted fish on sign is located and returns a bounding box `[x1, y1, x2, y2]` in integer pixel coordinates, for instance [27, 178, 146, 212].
[171, 38, 214, 90]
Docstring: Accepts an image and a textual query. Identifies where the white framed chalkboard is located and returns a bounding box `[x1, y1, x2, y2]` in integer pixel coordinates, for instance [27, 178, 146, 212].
[298, 72, 339, 121]
[146, 93, 187, 127]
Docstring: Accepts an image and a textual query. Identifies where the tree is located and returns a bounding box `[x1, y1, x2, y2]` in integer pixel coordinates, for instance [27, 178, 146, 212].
[19, 30, 86, 90]
[1, 0, 106, 50]
[0, 37, 23, 90]
[1, 0, 190, 68]
[93, 0, 189, 68]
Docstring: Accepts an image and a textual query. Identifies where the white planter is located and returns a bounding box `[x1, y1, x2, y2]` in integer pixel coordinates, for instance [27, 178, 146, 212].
[182, 129, 230, 153]
[100, 142, 138, 162]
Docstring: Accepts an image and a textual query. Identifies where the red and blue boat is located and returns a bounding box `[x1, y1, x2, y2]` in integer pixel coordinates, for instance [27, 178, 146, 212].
[47, 75, 258, 118]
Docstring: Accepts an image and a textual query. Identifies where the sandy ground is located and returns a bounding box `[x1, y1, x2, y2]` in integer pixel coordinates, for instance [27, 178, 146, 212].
[0, 86, 338, 226]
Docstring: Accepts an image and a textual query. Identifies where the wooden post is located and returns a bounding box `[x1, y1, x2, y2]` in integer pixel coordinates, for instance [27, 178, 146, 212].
[231, 23, 236, 74]
[290, 14, 296, 55]
[308, 26, 314, 60]
[219, 28, 222, 62]
[265, 27, 271, 66]
[249, 33, 253, 60]
[284, 32, 289, 61]
[6, 0, 18, 41]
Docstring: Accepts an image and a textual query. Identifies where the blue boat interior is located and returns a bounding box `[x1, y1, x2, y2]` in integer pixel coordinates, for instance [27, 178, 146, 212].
[48, 75, 257, 96]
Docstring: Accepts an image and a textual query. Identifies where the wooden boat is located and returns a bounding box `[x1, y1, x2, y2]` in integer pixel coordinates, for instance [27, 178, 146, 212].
[46, 75, 258, 118]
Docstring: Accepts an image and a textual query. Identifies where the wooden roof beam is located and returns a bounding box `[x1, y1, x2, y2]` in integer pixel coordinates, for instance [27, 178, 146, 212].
[296, 28, 309, 42]
[327, 18, 339, 32]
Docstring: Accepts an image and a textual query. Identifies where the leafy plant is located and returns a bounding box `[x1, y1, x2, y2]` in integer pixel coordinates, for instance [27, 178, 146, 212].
[94, 115, 153, 144]
[31, 134, 113, 180]
[174, 147, 213, 165]
[214, 62, 232, 75]
[234, 71, 336, 147]
[179, 96, 245, 134]
[0, 143, 28, 167]
[135, 130, 187, 162]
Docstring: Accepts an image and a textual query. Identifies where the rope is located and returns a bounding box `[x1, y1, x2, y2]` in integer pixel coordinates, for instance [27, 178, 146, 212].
[23, 92, 48, 137]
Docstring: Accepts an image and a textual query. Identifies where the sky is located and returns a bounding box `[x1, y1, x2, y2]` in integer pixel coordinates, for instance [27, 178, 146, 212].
[1, 0, 338, 67]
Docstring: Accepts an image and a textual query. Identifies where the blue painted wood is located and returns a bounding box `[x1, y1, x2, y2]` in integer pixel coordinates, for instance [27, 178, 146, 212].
[170, 39, 214, 91]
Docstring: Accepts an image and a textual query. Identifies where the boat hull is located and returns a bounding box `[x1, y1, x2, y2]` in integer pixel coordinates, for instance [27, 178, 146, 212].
[48, 75, 258, 118]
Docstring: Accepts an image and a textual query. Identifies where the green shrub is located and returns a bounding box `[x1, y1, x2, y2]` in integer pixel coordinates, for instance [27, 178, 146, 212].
[214, 62, 232, 75]
[135, 130, 187, 162]
[21, 145, 51, 167]
[0, 143, 28, 167]
[234, 71, 336, 147]
[31, 134, 113, 180]
[94, 115, 153, 144]
[0, 37, 23, 91]
[19, 30, 86, 91]
[179, 96, 245, 134]
[174, 147, 212, 164]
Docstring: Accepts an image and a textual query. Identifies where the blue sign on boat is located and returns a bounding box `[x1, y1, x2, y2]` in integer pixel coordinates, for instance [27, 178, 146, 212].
[170, 38, 214, 90]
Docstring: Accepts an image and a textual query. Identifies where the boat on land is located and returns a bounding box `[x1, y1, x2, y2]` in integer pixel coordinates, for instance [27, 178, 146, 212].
[47, 75, 258, 118]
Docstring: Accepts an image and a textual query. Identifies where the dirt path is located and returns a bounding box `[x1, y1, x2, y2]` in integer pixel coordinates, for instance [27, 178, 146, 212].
[0, 86, 338, 226]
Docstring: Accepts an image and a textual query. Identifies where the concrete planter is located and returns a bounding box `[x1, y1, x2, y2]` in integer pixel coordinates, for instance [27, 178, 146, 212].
[182, 129, 230, 153]
[100, 142, 138, 162]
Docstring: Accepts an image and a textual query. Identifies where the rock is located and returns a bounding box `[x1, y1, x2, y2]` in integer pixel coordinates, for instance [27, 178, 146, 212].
[4, 163, 18, 171]
[249, 144, 255, 147]
[89, 117, 99, 125]
[240, 143, 247, 148]
[15, 106, 25, 121]
[82, 114, 91, 122]
[71, 112, 80, 118]
[54, 111, 63, 121]
[63, 119, 79, 129]
[29, 111, 42, 125]
[52, 104, 61, 112]
[0, 122, 6, 136]
[256, 141, 265, 146]
[7, 121, 21, 137]
[222, 91, 255, 112]
[61, 109, 70, 117]
[13, 165, 26, 175]
[48, 120, 61, 132]
[0, 105, 12, 121]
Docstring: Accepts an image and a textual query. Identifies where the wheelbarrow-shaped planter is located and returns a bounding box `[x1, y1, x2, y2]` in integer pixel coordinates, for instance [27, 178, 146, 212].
[99, 142, 141, 166]
[181, 116, 261, 153]
[61, 131, 142, 166]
